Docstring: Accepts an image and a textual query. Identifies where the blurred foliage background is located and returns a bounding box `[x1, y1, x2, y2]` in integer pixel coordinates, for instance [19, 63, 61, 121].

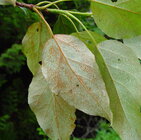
[0, 0, 120, 139]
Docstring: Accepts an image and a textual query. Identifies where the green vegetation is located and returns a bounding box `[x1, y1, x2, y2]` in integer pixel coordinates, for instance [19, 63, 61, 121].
[36, 121, 121, 140]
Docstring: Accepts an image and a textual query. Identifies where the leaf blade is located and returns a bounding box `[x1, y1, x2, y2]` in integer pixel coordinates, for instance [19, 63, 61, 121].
[22, 22, 52, 75]
[53, 15, 78, 34]
[28, 70, 76, 140]
[124, 36, 141, 59]
[98, 40, 141, 140]
[91, 0, 141, 38]
[41, 34, 112, 121]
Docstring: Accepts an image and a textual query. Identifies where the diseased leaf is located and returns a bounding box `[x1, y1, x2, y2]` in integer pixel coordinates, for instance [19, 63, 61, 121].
[22, 22, 52, 75]
[53, 15, 79, 34]
[98, 40, 141, 140]
[91, 0, 141, 39]
[124, 36, 141, 59]
[28, 70, 76, 140]
[41, 35, 112, 121]
[72, 31, 106, 52]
[0, 0, 16, 6]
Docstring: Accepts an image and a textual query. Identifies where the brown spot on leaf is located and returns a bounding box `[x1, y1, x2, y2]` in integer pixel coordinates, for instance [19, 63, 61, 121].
[45, 129, 50, 133]
[49, 47, 56, 56]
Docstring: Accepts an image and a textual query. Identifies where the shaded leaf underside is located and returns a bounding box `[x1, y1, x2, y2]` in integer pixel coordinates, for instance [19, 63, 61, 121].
[124, 36, 141, 59]
[41, 34, 111, 121]
[22, 22, 52, 75]
[98, 40, 141, 140]
[28, 70, 76, 140]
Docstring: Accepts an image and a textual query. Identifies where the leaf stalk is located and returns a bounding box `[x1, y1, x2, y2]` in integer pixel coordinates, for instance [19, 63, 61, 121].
[36, 0, 72, 7]
[47, 8, 93, 17]
[33, 7, 54, 37]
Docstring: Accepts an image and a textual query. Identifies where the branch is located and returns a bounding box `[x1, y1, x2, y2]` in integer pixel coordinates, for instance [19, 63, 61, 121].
[16, 2, 35, 10]
[15, 2, 93, 17]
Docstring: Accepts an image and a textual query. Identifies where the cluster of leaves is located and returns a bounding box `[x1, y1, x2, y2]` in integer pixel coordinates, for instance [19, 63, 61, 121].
[94, 121, 120, 140]
[0, 0, 105, 140]
[73, 121, 120, 140]
[25, 23, 111, 140]
[2, 0, 141, 140]
[0, 44, 25, 73]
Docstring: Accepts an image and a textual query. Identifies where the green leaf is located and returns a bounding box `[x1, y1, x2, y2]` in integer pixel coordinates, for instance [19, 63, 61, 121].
[22, 22, 52, 75]
[53, 15, 78, 34]
[124, 36, 141, 59]
[28, 70, 76, 140]
[0, 0, 16, 6]
[41, 34, 112, 121]
[91, 0, 141, 39]
[72, 31, 106, 52]
[98, 40, 141, 140]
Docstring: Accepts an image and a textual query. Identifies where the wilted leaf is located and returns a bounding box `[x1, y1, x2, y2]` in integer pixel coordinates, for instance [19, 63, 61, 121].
[28, 70, 76, 140]
[91, 0, 141, 39]
[53, 15, 79, 34]
[124, 36, 141, 59]
[0, 0, 16, 6]
[72, 31, 106, 52]
[98, 40, 141, 140]
[22, 22, 52, 75]
[41, 35, 111, 121]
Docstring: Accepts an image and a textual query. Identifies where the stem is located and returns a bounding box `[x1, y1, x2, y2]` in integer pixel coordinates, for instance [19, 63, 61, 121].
[36, 1, 51, 6]
[65, 12, 97, 46]
[37, 0, 72, 10]
[16, 2, 92, 17]
[47, 8, 93, 16]
[16, 1, 92, 42]
[33, 7, 53, 37]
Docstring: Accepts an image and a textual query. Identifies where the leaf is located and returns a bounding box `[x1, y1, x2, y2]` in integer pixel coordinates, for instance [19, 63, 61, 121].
[22, 22, 52, 75]
[124, 36, 141, 59]
[28, 70, 76, 140]
[98, 40, 141, 140]
[91, 0, 141, 39]
[41, 34, 112, 121]
[72, 31, 106, 52]
[0, 0, 16, 6]
[53, 15, 78, 34]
